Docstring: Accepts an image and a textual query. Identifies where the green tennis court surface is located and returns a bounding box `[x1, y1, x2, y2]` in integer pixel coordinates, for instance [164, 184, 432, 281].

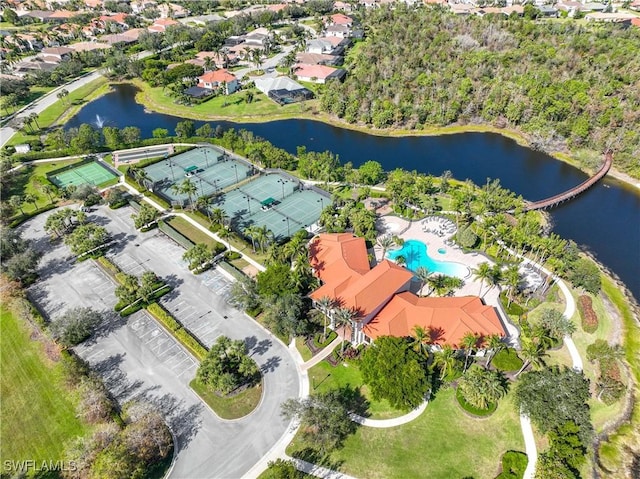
[50, 161, 118, 188]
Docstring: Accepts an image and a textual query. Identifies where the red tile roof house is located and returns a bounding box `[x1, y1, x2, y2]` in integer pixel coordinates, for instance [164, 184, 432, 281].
[309, 233, 506, 347]
[329, 13, 353, 26]
[147, 18, 179, 33]
[294, 64, 346, 84]
[197, 69, 239, 94]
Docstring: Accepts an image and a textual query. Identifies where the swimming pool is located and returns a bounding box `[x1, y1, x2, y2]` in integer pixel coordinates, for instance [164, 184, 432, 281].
[386, 240, 469, 279]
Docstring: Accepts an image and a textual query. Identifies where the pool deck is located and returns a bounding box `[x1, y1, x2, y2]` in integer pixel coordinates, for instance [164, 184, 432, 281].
[376, 215, 520, 345]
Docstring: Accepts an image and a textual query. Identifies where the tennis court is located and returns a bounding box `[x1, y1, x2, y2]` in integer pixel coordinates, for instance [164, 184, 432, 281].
[49, 161, 119, 188]
[143, 146, 254, 203]
[213, 174, 328, 239]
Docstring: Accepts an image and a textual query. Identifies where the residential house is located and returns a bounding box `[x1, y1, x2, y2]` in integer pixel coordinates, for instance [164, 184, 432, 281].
[632, 17, 640, 27]
[631, 0, 640, 11]
[38, 46, 74, 61]
[556, 0, 583, 16]
[306, 36, 349, 55]
[197, 69, 239, 94]
[98, 13, 130, 30]
[195, 51, 238, 69]
[147, 18, 179, 33]
[245, 27, 271, 48]
[69, 41, 111, 52]
[329, 13, 353, 26]
[84, 0, 103, 9]
[295, 52, 341, 66]
[254, 76, 313, 104]
[294, 64, 346, 84]
[5, 33, 43, 52]
[325, 24, 351, 38]
[23, 10, 53, 22]
[309, 233, 506, 347]
[334, 1, 354, 12]
[47, 10, 78, 23]
[267, 3, 288, 12]
[157, 2, 189, 18]
[131, 0, 157, 15]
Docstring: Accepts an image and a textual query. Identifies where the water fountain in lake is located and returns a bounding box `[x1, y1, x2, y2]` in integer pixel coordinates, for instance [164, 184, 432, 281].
[94, 114, 105, 128]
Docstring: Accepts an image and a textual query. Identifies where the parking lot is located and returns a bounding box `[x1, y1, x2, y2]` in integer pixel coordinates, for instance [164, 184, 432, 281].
[20, 205, 300, 479]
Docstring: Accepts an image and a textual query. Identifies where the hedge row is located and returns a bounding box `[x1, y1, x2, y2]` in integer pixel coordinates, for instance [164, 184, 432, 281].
[145, 302, 207, 361]
[95, 256, 120, 278]
[577, 295, 598, 333]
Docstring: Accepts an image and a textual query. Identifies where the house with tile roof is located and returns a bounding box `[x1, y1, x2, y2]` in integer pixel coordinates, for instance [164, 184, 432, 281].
[197, 69, 239, 94]
[309, 233, 506, 347]
[294, 64, 346, 84]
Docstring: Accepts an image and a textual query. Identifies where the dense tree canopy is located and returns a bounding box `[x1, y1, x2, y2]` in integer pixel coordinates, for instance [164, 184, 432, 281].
[360, 336, 430, 410]
[514, 366, 592, 444]
[321, 6, 640, 178]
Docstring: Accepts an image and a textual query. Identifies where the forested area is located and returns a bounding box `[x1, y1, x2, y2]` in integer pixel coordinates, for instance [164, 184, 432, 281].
[320, 6, 640, 178]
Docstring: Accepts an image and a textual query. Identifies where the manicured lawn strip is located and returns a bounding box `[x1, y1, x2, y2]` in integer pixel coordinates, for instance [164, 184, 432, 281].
[308, 360, 404, 420]
[0, 308, 86, 464]
[190, 379, 262, 419]
[133, 79, 303, 121]
[295, 336, 313, 362]
[288, 388, 524, 479]
[597, 276, 640, 471]
[166, 216, 221, 250]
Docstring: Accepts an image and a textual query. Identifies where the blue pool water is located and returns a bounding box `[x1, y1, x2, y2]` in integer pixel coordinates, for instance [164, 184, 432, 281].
[387, 240, 469, 279]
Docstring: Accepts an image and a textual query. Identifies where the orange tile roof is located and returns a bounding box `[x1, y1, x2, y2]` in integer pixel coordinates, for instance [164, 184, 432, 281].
[364, 292, 505, 347]
[309, 234, 413, 318]
[198, 69, 237, 84]
[330, 13, 353, 24]
[294, 64, 340, 80]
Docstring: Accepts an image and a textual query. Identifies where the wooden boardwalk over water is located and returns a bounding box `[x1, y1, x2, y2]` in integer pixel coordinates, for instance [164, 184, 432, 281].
[524, 151, 613, 211]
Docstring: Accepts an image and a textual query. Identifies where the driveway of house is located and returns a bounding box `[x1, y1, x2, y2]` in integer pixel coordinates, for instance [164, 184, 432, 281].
[21, 206, 300, 478]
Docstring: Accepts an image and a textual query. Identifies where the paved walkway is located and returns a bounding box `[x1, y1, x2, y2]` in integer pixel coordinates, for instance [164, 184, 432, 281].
[300, 336, 341, 371]
[351, 400, 429, 428]
[118, 178, 265, 273]
[498, 241, 585, 479]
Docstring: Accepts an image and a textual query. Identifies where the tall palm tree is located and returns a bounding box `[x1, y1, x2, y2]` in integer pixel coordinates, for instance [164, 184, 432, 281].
[42, 184, 56, 204]
[9, 195, 24, 215]
[334, 307, 355, 354]
[515, 339, 547, 377]
[315, 296, 334, 341]
[254, 225, 273, 253]
[196, 196, 214, 220]
[411, 325, 432, 358]
[434, 344, 458, 380]
[376, 234, 395, 260]
[28, 112, 40, 130]
[503, 264, 521, 307]
[243, 226, 259, 252]
[415, 266, 430, 296]
[472, 262, 492, 297]
[180, 178, 197, 209]
[484, 334, 504, 370]
[427, 274, 449, 297]
[460, 332, 478, 372]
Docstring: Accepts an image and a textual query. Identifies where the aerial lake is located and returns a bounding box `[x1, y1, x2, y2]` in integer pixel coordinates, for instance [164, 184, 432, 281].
[66, 83, 640, 300]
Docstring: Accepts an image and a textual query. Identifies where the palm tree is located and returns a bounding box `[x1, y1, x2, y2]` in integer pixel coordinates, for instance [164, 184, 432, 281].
[315, 296, 334, 341]
[460, 332, 478, 372]
[427, 274, 449, 297]
[458, 366, 508, 410]
[180, 178, 197, 209]
[334, 307, 355, 354]
[472, 262, 492, 297]
[28, 112, 40, 131]
[415, 266, 430, 296]
[42, 184, 56, 204]
[434, 344, 458, 380]
[411, 325, 432, 358]
[9, 195, 24, 216]
[243, 226, 259, 252]
[23, 193, 38, 212]
[57, 88, 69, 105]
[376, 234, 395, 260]
[196, 196, 214, 220]
[515, 339, 547, 377]
[503, 264, 521, 307]
[254, 225, 273, 253]
[395, 255, 406, 267]
[484, 334, 504, 370]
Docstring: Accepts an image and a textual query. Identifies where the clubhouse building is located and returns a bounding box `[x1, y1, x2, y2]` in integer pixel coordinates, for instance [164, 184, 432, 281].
[309, 233, 506, 347]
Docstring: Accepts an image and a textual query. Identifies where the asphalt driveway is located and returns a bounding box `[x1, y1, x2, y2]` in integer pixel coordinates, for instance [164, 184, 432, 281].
[21, 206, 300, 478]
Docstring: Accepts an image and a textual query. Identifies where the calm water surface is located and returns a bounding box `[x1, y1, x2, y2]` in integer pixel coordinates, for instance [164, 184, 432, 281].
[67, 84, 640, 300]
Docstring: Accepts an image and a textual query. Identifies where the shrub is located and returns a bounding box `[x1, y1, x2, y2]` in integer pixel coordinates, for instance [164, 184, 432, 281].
[496, 450, 528, 479]
[577, 295, 598, 333]
[224, 251, 242, 261]
[457, 225, 478, 248]
[146, 303, 181, 332]
[174, 328, 207, 361]
[455, 388, 496, 416]
[492, 348, 524, 372]
[95, 256, 120, 277]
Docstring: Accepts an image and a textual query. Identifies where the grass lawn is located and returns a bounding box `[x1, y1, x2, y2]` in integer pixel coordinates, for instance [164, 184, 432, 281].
[295, 336, 313, 362]
[287, 388, 524, 479]
[308, 360, 405, 420]
[7, 77, 110, 147]
[0, 308, 86, 465]
[166, 216, 221, 250]
[4, 159, 82, 217]
[132, 79, 305, 122]
[190, 378, 262, 420]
